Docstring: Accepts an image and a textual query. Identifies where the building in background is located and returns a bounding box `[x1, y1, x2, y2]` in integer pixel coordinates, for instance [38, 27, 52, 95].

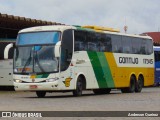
[142, 32, 160, 46]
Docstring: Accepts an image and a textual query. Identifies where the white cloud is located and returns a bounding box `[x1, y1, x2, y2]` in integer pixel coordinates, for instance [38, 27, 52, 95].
[0, 0, 160, 34]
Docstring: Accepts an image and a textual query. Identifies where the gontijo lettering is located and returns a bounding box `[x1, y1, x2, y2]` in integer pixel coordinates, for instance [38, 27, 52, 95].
[119, 57, 138, 64]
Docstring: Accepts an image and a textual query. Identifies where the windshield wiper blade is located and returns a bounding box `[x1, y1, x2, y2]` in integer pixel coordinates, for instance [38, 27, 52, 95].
[34, 51, 45, 73]
[22, 50, 32, 73]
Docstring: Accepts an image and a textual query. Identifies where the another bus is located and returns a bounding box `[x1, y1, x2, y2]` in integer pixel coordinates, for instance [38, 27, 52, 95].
[5, 25, 154, 97]
[154, 46, 160, 86]
[0, 38, 15, 87]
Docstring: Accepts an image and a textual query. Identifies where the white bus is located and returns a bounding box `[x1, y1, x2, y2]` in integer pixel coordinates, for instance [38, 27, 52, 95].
[5, 25, 154, 97]
[0, 39, 15, 87]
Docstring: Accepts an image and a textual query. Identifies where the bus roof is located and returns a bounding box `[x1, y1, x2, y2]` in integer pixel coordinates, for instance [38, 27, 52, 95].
[75, 25, 152, 39]
[19, 25, 76, 33]
[19, 25, 152, 40]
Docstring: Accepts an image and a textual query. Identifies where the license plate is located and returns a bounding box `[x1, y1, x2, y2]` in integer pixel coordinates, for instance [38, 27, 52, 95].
[30, 85, 38, 89]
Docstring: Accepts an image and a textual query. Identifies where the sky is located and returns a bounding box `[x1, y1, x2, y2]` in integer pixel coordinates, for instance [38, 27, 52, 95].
[0, 0, 160, 34]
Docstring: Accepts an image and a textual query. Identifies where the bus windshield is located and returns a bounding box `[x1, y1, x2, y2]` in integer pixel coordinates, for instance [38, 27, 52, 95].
[14, 45, 59, 74]
[14, 31, 60, 74]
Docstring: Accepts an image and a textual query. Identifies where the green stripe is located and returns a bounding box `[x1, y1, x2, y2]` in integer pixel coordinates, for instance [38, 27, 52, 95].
[36, 74, 49, 78]
[97, 52, 115, 88]
[74, 26, 94, 32]
[87, 52, 107, 88]
[87, 52, 115, 88]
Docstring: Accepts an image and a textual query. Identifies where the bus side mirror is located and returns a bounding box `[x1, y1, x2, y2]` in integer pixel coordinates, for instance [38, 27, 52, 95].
[54, 41, 61, 57]
[4, 43, 14, 59]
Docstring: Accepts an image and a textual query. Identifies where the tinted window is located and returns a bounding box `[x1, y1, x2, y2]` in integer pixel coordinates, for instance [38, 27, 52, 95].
[104, 34, 112, 52]
[146, 39, 153, 54]
[74, 31, 87, 51]
[87, 32, 99, 51]
[111, 35, 122, 53]
[74, 30, 153, 55]
[139, 39, 147, 54]
[122, 36, 132, 53]
[61, 30, 73, 71]
[131, 38, 141, 54]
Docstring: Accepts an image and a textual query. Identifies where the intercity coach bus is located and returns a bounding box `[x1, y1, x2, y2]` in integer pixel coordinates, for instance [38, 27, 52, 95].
[4, 25, 154, 97]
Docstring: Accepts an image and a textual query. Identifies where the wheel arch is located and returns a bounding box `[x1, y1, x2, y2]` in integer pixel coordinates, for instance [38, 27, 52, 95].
[75, 72, 87, 90]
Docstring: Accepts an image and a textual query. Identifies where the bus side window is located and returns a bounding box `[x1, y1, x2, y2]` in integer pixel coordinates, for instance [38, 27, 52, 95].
[140, 40, 145, 54]
[146, 39, 153, 55]
[111, 35, 122, 53]
[61, 29, 73, 71]
[122, 36, 131, 53]
[105, 34, 112, 52]
[99, 41, 105, 52]
[87, 32, 98, 51]
[74, 31, 87, 51]
[132, 38, 141, 54]
[75, 41, 80, 51]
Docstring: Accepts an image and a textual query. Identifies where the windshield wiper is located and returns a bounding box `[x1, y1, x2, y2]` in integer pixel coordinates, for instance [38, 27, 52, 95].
[22, 50, 32, 73]
[34, 51, 45, 73]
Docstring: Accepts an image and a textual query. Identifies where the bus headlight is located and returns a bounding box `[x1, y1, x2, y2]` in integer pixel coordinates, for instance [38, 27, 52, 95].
[14, 79, 23, 83]
[45, 78, 59, 82]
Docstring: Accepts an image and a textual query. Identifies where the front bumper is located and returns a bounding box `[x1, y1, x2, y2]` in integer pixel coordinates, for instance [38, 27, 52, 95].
[14, 81, 59, 91]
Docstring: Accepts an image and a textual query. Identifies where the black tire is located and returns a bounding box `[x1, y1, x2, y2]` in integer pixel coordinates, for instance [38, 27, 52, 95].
[93, 88, 111, 94]
[73, 77, 83, 96]
[135, 76, 144, 93]
[36, 91, 46, 98]
[121, 88, 128, 93]
[121, 76, 136, 93]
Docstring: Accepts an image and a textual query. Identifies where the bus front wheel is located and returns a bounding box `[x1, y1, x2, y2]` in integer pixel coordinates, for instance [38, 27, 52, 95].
[36, 91, 46, 98]
[73, 77, 83, 96]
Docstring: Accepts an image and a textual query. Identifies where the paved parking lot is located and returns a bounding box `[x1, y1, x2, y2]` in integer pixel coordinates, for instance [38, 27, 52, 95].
[0, 87, 160, 119]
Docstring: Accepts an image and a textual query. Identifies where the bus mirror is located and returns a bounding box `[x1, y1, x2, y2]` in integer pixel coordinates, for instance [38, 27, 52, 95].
[4, 43, 13, 59]
[54, 41, 61, 57]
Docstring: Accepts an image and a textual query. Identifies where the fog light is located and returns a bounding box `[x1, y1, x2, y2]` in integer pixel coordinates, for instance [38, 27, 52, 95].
[14, 79, 22, 83]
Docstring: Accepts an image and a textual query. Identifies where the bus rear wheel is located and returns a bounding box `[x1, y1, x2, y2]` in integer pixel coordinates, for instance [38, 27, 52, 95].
[93, 88, 111, 94]
[135, 76, 144, 93]
[36, 91, 46, 98]
[121, 76, 136, 93]
[73, 77, 83, 97]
